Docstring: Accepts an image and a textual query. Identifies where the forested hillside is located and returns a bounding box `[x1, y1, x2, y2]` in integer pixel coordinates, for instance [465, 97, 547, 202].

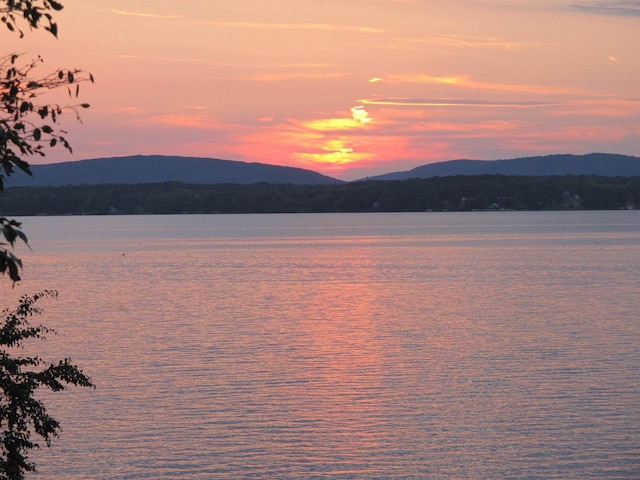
[5, 155, 342, 187]
[365, 153, 640, 180]
[1, 175, 639, 215]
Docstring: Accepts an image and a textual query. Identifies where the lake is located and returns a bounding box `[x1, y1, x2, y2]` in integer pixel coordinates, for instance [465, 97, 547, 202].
[5, 211, 640, 479]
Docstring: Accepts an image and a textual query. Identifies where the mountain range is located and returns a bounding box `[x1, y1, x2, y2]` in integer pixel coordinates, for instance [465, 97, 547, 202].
[364, 153, 640, 180]
[5, 155, 342, 187]
[4, 153, 640, 187]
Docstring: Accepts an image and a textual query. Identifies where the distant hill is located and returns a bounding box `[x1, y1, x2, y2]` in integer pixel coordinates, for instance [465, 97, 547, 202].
[6, 153, 640, 188]
[362, 153, 640, 181]
[4, 155, 342, 187]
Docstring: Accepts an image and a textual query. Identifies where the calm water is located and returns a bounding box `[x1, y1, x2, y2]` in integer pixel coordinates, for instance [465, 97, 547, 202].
[5, 211, 640, 479]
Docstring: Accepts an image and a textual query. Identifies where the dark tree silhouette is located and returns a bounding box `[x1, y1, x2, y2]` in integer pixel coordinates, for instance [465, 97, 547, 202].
[0, 291, 93, 480]
[0, 2, 94, 478]
[1, 0, 92, 282]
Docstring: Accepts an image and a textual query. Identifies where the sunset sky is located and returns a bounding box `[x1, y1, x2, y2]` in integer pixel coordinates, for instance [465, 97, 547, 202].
[5, 0, 640, 180]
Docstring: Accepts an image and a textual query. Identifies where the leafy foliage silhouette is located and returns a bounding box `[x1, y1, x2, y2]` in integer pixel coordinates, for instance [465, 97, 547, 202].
[0, 291, 93, 480]
[1, 0, 92, 282]
[0, 1, 64, 38]
[0, 2, 93, 478]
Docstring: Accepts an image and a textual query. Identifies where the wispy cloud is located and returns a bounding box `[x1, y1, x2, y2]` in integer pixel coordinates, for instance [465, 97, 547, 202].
[373, 74, 593, 96]
[97, 106, 146, 116]
[360, 98, 552, 108]
[572, 1, 640, 16]
[136, 113, 227, 131]
[252, 72, 344, 82]
[103, 52, 338, 72]
[394, 34, 547, 51]
[193, 21, 386, 34]
[396, 120, 521, 135]
[110, 9, 188, 20]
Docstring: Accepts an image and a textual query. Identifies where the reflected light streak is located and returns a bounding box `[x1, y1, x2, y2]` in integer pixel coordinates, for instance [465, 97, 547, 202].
[275, 247, 395, 463]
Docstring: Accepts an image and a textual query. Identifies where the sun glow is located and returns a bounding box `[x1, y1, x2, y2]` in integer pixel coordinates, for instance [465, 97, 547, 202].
[323, 139, 354, 154]
[303, 106, 373, 131]
[351, 106, 372, 125]
[290, 106, 376, 167]
[303, 118, 362, 131]
[295, 150, 373, 165]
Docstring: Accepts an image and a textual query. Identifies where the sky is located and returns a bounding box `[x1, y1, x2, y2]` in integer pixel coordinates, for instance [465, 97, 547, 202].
[5, 0, 640, 180]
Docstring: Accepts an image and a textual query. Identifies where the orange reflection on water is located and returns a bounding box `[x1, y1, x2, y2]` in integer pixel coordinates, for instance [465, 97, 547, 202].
[277, 243, 394, 469]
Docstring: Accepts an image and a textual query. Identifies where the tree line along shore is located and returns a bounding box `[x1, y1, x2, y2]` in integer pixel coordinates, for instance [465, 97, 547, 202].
[2, 175, 639, 216]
